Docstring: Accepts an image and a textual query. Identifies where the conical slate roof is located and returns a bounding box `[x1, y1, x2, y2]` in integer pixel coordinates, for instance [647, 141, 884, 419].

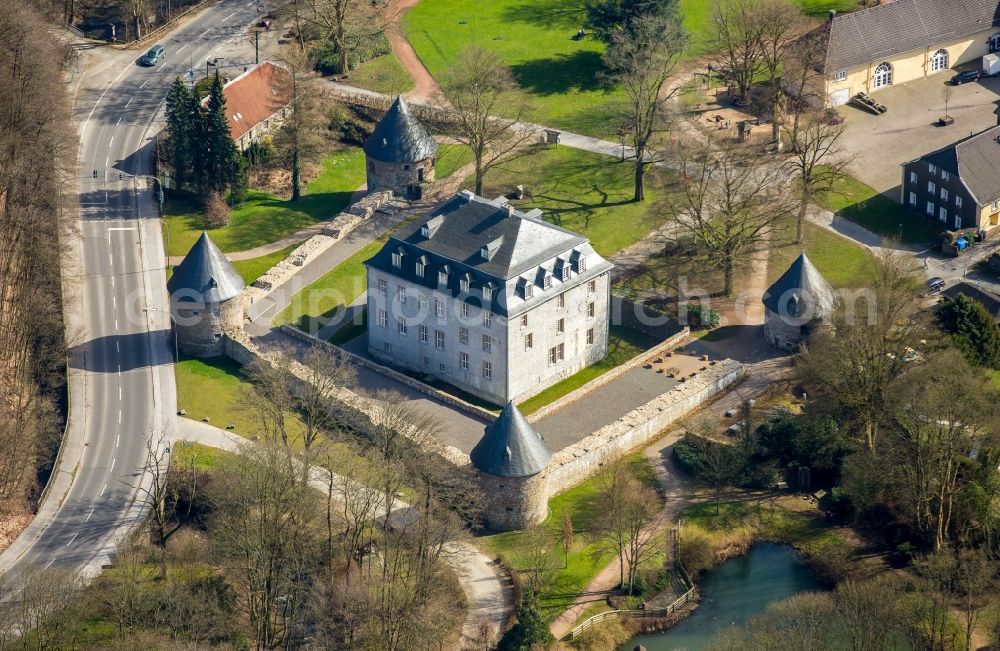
[363, 96, 438, 164]
[762, 252, 836, 319]
[167, 231, 244, 303]
[470, 402, 551, 478]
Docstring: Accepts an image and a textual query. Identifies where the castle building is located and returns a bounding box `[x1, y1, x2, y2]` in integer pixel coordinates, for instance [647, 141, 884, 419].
[166, 231, 245, 358]
[364, 191, 613, 406]
[469, 401, 551, 531]
[363, 96, 437, 199]
[762, 252, 836, 351]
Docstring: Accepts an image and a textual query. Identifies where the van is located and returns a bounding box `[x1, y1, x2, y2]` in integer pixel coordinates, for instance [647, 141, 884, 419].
[140, 44, 165, 67]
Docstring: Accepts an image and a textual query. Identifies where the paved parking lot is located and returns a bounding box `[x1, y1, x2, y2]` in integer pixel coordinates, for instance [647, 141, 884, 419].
[838, 68, 1000, 195]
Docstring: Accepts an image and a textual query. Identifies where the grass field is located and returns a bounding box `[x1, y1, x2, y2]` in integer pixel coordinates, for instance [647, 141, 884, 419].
[768, 220, 876, 289]
[345, 53, 414, 95]
[478, 452, 662, 623]
[470, 145, 671, 256]
[518, 326, 657, 415]
[814, 169, 941, 245]
[163, 149, 366, 257]
[434, 143, 474, 179]
[230, 245, 298, 285]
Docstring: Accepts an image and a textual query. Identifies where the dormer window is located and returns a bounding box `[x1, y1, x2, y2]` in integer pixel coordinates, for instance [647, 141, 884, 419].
[460, 273, 471, 293]
[555, 258, 571, 281]
[415, 255, 427, 277]
[543, 272, 553, 290]
[483, 283, 494, 301]
[438, 265, 450, 287]
[517, 277, 533, 300]
[421, 215, 444, 239]
[391, 246, 406, 268]
[571, 249, 587, 273]
[480, 236, 503, 261]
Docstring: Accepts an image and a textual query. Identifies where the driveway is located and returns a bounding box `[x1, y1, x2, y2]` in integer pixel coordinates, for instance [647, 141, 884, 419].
[838, 70, 1000, 195]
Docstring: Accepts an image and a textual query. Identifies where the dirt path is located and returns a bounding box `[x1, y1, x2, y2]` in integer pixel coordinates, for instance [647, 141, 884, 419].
[385, 0, 441, 102]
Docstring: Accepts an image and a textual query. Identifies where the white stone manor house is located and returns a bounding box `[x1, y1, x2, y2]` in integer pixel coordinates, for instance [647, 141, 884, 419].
[364, 191, 613, 406]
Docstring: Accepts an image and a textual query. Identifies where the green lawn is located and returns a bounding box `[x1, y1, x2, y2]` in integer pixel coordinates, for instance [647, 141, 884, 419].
[230, 245, 298, 285]
[171, 441, 232, 471]
[518, 325, 657, 415]
[345, 53, 414, 95]
[681, 0, 860, 55]
[470, 145, 671, 256]
[404, 0, 623, 137]
[163, 149, 366, 257]
[478, 452, 662, 622]
[768, 221, 876, 289]
[434, 143, 474, 179]
[275, 237, 385, 332]
[815, 168, 941, 245]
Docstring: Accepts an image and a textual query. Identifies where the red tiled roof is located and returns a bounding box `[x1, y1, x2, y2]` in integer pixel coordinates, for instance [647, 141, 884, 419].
[207, 61, 290, 141]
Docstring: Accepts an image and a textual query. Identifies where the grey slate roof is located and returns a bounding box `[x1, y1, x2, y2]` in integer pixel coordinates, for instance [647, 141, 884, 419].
[167, 231, 245, 303]
[920, 125, 1000, 205]
[363, 96, 438, 164]
[942, 281, 1000, 320]
[807, 0, 1000, 74]
[470, 402, 551, 478]
[762, 252, 836, 319]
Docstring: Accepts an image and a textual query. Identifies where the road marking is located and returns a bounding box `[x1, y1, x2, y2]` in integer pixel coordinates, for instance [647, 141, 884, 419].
[66, 533, 78, 547]
[177, 43, 189, 53]
[118, 409, 122, 424]
[116, 434, 120, 447]
[112, 294, 116, 309]
[105, 156, 109, 168]
[222, 11, 237, 21]
[86, 508, 95, 522]
[43, 559, 55, 569]
[108, 227, 137, 231]
[119, 386, 122, 400]
[124, 97, 132, 108]
[100, 483, 107, 496]
[116, 341, 120, 354]
[200, 29, 209, 37]
[140, 79, 149, 89]
[157, 62, 168, 71]
[114, 318, 118, 331]
[108, 136, 114, 148]
[109, 457, 115, 472]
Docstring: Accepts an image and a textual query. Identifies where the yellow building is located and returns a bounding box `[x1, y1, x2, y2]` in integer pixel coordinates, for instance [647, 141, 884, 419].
[805, 0, 1000, 106]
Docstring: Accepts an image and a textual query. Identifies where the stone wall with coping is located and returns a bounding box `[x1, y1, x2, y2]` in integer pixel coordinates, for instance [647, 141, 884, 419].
[526, 326, 690, 423]
[243, 191, 394, 306]
[545, 358, 745, 496]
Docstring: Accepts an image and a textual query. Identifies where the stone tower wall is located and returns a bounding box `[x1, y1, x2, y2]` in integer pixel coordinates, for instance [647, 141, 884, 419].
[173, 295, 244, 358]
[763, 309, 811, 352]
[476, 470, 549, 532]
[366, 156, 435, 197]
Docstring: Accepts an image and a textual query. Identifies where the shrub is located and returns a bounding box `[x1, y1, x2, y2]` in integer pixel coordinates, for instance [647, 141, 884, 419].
[678, 524, 716, 575]
[571, 617, 631, 651]
[937, 294, 1000, 369]
[685, 304, 721, 329]
[203, 191, 230, 228]
[496, 596, 554, 651]
[309, 40, 340, 75]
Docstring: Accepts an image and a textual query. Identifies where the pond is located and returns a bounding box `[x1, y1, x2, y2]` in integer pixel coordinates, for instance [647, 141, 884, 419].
[623, 543, 824, 651]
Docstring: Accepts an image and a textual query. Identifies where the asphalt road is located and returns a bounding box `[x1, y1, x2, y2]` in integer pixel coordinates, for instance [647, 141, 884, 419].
[0, 0, 267, 586]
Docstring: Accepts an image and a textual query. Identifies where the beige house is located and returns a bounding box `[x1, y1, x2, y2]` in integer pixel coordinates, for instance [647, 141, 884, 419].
[804, 0, 1000, 106]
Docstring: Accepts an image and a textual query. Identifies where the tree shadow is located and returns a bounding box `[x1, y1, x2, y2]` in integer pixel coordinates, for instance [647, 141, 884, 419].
[511, 50, 610, 97]
[499, 0, 587, 30]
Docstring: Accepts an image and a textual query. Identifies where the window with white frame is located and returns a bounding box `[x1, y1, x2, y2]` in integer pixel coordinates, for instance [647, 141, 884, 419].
[460, 274, 470, 293]
[956, 196, 963, 209]
[993, 200, 999, 211]
[460, 352, 469, 370]
[483, 284, 493, 301]
[377, 309, 388, 328]
[587, 328, 594, 345]
[929, 163, 937, 175]
[482, 361, 493, 379]
[588, 302, 595, 317]
[939, 206, 948, 222]
[910, 171, 918, 184]
[941, 170, 950, 182]
[461, 302, 469, 318]
[391, 250, 403, 268]
[460, 327, 469, 345]
[525, 332, 533, 350]
[832, 69, 847, 81]
[543, 272, 553, 290]
[588, 279, 596, 293]
[435, 299, 445, 319]
[548, 343, 565, 365]
[484, 311, 492, 328]
[873, 62, 893, 88]
[398, 286, 407, 303]
[419, 325, 428, 343]
[954, 215, 962, 229]
[926, 201, 934, 216]
[556, 318, 564, 334]
[378, 278, 387, 294]
[419, 296, 428, 310]
[557, 293, 565, 308]
[482, 334, 491, 353]
[438, 269, 449, 286]
[397, 318, 407, 335]
[415, 259, 426, 277]
[928, 181, 936, 194]
[941, 188, 949, 201]
[435, 330, 445, 349]
[909, 192, 917, 206]
[521, 314, 528, 327]
[931, 48, 948, 72]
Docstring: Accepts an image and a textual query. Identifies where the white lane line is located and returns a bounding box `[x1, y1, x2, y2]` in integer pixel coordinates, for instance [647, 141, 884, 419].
[140, 79, 149, 89]
[246, 0, 254, 5]
[105, 156, 109, 168]
[116, 434, 120, 447]
[119, 386, 122, 400]
[100, 483, 107, 496]
[125, 97, 132, 108]
[116, 340, 120, 353]
[222, 11, 236, 21]
[109, 457, 116, 472]
[66, 533, 78, 547]
[118, 409, 122, 424]
[115, 318, 118, 331]
[112, 294, 116, 309]
[108, 136, 114, 148]
[157, 62, 168, 71]
[200, 29, 209, 37]
[86, 508, 95, 522]
[177, 43, 189, 53]
[43, 559, 55, 570]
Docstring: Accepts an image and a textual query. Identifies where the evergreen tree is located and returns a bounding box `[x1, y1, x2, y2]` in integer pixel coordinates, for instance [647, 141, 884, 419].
[164, 77, 194, 191]
[201, 73, 241, 195]
[185, 87, 207, 192]
[584, 0, 679, 43]
[496, 597, 553, 651]
[938, 294, 1000, 369]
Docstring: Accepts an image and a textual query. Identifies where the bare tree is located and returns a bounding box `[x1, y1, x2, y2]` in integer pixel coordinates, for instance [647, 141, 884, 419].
[784, 110, 847, 243]
[1, 566, 83, 649]
[603, 12, 687, 201]
[711, 0, 767, 104]
[596, 463, 661, 593]
[293, 343, 355, 457]
[756, 0, 805, 143]
[667, 137, 793, 296]
[272, 51, 326, 202]
[516, 526, 561, 597]
[242, 352, 297, 446]
[304, 0, 390, 74]
[561, 511, 574, 569]
[438, 45, 539, 195]
[781, 29, 829, 148]
[114, 0, 150, 40]
[682, 418, 740, 515]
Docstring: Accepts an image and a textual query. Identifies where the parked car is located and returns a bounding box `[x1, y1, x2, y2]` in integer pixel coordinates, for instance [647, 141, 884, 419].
[926, 277, 945, 293]
[140, 44, 166, 66]
[951, 69, 980, 85]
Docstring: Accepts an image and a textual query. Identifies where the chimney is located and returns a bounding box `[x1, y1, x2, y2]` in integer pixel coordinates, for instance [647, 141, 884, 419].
[459, 189, 476, 202]
[828, 9, 836, 20]
[504, 204, 516, 218]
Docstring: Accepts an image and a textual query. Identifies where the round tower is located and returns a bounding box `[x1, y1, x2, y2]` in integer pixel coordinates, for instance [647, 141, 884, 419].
[363, 96, 438, 199]
[470, 401, 552, 532]
[166, 231, 245, 358]
[762, 251, 836, 351]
